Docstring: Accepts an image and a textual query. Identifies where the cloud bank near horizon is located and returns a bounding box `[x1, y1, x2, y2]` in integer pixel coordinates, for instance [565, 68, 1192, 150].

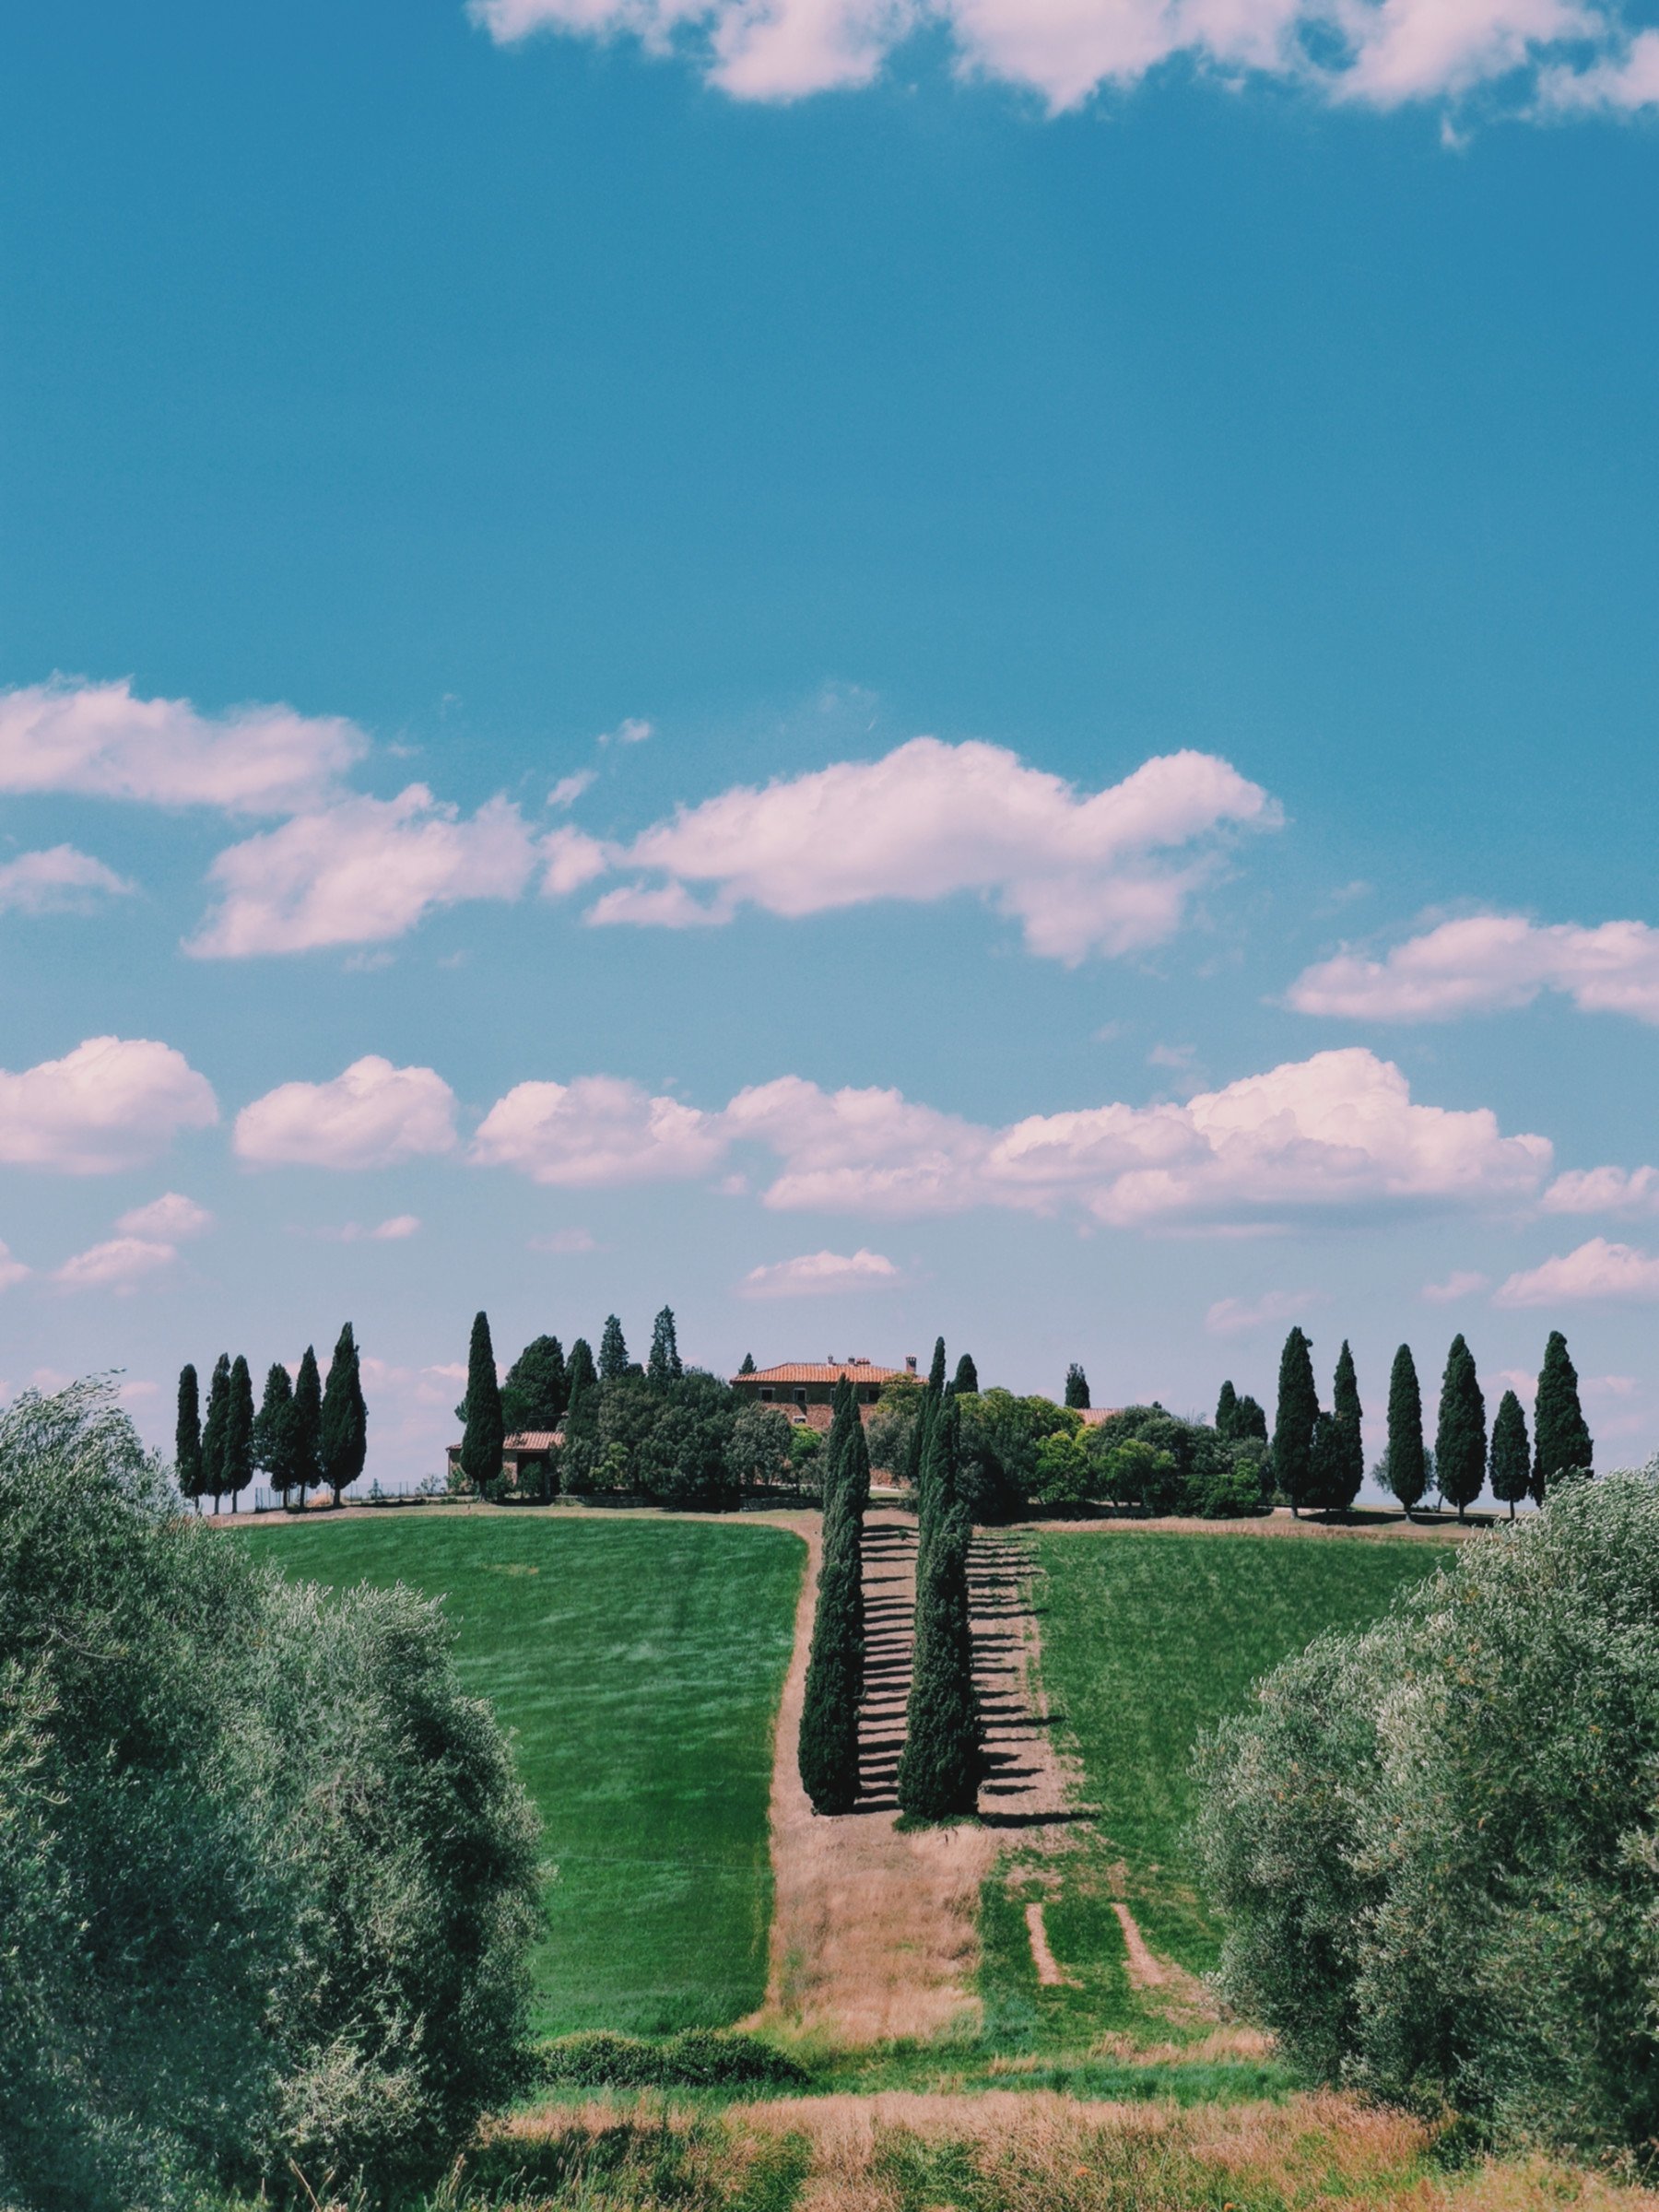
[468, 0, 1659, 117]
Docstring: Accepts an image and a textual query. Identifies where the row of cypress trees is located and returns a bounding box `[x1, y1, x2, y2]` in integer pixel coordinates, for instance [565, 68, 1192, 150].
[797, 1376, 872, 1814]
[174, 1324, 367, 1512]
[1270, 1324, 1592, 1521]
[896, 1341, 983, 1821]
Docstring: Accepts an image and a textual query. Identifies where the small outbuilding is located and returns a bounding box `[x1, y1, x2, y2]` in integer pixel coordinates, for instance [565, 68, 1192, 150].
[445, 1430, 561, 1485]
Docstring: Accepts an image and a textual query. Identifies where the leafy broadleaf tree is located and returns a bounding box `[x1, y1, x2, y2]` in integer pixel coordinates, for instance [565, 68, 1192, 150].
[459, 1312, 504, 1497]
[292, 1346, 324, 1512]
[1436, 1334, 1488, 1521]
[501, 1335, 567, 1434]
[647, 1306, 683, 1386]
[798, 1379, 866, 1814]
[252, 1361, 299, 1510]
[598, 1315, 630, 1383]
[951, 1353, 979, 1396]
[1328, 1340, 1364, 1515]
[320, 1323, 368, 1507]
[1489, 1388, 1531, 1520]
[1272, 1327, 1320, 1516]
[1382, 1344, 1428, 1514]
[175, 1363, 204, 1512]
[1534, 1329, 1593, 1502]
[225, 1356, 255, 1512]
[1216, 1380, 1240, 1438]
[201, 1354, 231, 1514]
[1065, 1363, 1090, 1410]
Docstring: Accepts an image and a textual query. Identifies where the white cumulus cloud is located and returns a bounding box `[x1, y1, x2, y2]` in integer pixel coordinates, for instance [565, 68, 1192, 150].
[578, 740, 1277, 964]
[1288, 913, 1659, 1026]
[471, 1077, 726, 1186]
[467, 0, 1651, 115]
[55, 1236, 178, 1293]
[0, 1038, 218, 1175]
[1422, 1269, 1490, 1303]
[117, 1193, 213, 1241]
[0, 846, 135, 915]
[1542, 1165, 1659, 1216]
[1205, 1288, 1319, 1337]
[235, 1058, 459, 1170]
[0, 678, 363, 814]
[1495, 1238, 1659, 1308]
[190, 787, 541, 957]
[739, 1247, 901, 1298]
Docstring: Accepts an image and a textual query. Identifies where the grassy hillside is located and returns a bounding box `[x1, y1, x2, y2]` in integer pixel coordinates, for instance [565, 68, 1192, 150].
[239, 1512, 803, 2037]
[982, 1528, 1453, 2048]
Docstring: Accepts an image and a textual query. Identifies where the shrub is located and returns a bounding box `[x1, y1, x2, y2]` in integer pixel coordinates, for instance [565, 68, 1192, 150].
[1194, 1467, 1659, 2157]
[536, 2030, 807, 2089]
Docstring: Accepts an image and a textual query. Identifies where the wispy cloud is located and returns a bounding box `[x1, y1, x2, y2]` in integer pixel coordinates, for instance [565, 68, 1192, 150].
[1495, 1238, 1659, 1308]
[1205, 1288, 1319, 1337]
[739, 1248, 901, 1299]
[0, 845, 135, 915]
[1422, 1269, 1489, 1303]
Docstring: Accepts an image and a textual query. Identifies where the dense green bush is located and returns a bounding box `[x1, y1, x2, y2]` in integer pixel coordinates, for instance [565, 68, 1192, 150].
[535, 2029, 807, 2089]
[0, 1383, 541, 2212]
[1194, 1469, 1659, 2156]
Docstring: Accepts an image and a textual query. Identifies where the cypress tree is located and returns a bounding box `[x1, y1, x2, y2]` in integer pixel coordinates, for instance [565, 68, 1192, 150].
[566, 1336, 596, 1403]
[951, 1353, 979, 1396]
[647, 1306, 682, 1386]
[1272, 1327, 1320, 1515]
[320, 1323, 368, 1506]
[799, 1385, 867, 1815]
[460, 1312, 505, 1496]
[1384, 1344, 1427, 1513]
[1216, 1380, 1240, 1438]
[1436, 1335, 1488, 1522]
[252, 1360, 298, 1509]
[1308, 1410, 1345, 1517]
[902, 1386, 933, 1504]
[501, 1335, 567, 1433]
[292, 1345, 323, 1511]
[1234, 1394, 1268, 1443]
[175, 1363, 203, 1512]
[1534, 1329, 1593, 1501]
[1490, 1388, 1531, 1520]
[201, 1353, 230, 1513]
[738, 1352, 757, 1376]
[598, 1315, 629, 1383]
[224, 1356, 255, 1511]
[841, 1392, 872, 1519]
[927, 1337, 947, 1395]
[1330, 1340, 1364, 1515]
[823, 1374, 857, 1511]
[1065, 1363, 1090, 1411]
[898, 1398, 980, 1820]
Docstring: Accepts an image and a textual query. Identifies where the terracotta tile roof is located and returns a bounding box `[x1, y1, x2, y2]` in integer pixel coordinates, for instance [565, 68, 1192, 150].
[734, 1361, 913, 1386]
[503, 1430, 559, 1450]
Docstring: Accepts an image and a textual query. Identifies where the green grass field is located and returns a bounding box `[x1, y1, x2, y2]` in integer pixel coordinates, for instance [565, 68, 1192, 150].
[982, 1528, 1453, 2051]
[238, 1511, 804, 2038]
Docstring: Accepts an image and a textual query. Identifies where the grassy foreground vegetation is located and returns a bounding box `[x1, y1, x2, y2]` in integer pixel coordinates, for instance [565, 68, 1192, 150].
[240, 1512, 803, 2036]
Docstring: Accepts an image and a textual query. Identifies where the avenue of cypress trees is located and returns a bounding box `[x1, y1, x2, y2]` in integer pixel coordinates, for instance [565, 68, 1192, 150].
[224, 1354, 255, 1512]
[1065, 1363, 1090, 1410]
[798, 1378, 867, 1815]
[647, 1306, 683, 1386]
[293, 1345, 323, 1510]
[951, 1353, 979, 1396]
[1534, 1329, 1593, 1501]
[321, 1323, 369, 1506]
[1329, 1340, 1364, 1514]
[1216, 1380, 1240, 1437]
[1489, 1388, 1531, 1520]
[1384, 1344, 1427, 1513]
[253, 1360, 299, 1509]
[897, 1394, 982, 1821]
[460, 1312, 505, 1496]
[598, 1315, 630, 1383]
[1436, 1335, 1488, 1521]
[1272, 1327, 1320, 1515]
[201, 1353, 231, 1513]
[175, 1362, 203, 1512]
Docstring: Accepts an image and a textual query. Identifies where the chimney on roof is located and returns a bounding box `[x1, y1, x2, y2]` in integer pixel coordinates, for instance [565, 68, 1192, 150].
[905, 1354, 918, 1375]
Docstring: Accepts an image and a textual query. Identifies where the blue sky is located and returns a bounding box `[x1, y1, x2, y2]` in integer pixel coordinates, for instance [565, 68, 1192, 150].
[4, 0, 1659, 1489]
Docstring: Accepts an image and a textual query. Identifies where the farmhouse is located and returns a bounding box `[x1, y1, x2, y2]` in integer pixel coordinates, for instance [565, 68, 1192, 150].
[444, 1430, 559, 1484]
[732, 1355, 917, 1432]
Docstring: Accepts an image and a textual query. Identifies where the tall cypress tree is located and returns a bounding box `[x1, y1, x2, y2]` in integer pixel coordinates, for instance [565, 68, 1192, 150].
[1490, 1389, 1531, 1520]
[598, 1315, 630, 1382]
[898, 1394, 980, 1821]
[223, 1354, 255, 1511]
[1534, 1330, 1593, 1502]
[902, 1386, 934, 1504]
[799, 1383, 867, 1815]
[1234, 1394, 1268, 1443]
[927, 1337, 947, 1396]
[738, 1352, 757, 1376]
[1308, 1410, 1345, 1518]
[951, 1353, 980, 1396]
[1065, 1363, 1090, 1410]
[647, 1306, 682, 1386]
[321, 1323, 369, 1506]
[460, 1312, 505, 1496]
[1436, 1335, 1488, 1521]
[201, 1353, 231, 1513]
[1216, 1380, 1240, 1438]
[1384, 1344, 1427, 1513]
[175, 1363, 203, 1512]
[1330, 1340, 1364, 1515]
[566, 1336, 597, 1403]
[1272, 1327, 1320, 1515]
[292, 1345, 323, 1511]
[253, 1360, 299, 1509]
